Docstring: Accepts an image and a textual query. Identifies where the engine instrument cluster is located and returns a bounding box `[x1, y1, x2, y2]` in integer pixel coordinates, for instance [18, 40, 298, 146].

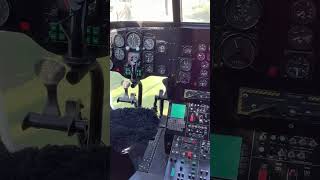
[110, 26, 210, 100]
[0, 0, 108, 57]
[214, 0, 320, 82]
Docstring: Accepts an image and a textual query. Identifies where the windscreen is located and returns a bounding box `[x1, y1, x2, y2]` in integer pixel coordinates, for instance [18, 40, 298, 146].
[110, 0, 173, 22]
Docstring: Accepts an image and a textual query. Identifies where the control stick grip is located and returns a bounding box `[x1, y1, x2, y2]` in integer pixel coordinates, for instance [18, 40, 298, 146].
[22, 112, 87, 135]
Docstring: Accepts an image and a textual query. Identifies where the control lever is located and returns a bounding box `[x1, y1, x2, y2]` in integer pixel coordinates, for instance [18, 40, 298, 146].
[153, 89, 168, 117]
[117, 80, 138, 107]
[34, 59, 66, 116]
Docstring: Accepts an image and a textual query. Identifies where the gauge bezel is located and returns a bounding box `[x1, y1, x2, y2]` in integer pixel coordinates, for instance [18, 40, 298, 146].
[198, 77, 209, 87]
[113, 48, 125, 61]
[114, 34, 125, 48]
[179, 58, 193, 72]
[143, 37, 155, 50]
[182, 45, 193, 56]
[291, 0, 317, 25]
[197, 52, 206, 61]
[0, 0, 10, 27]
[144, 64, 154, 74]
[224, 0, 262, 30]
[219, 34, 256, 70]
[198, 44, 207, 52]
[284, 52, 313, 79]
[143, 51, 154, 63]
[288, 25, 314, 50]
[126, 31, 142, 50]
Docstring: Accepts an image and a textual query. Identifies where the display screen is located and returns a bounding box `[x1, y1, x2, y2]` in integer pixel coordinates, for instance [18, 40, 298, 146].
[170, 103, 186, 119]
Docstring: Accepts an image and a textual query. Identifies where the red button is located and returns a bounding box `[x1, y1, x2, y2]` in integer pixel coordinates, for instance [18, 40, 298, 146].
[189, 113, 196, 122]
[187, 151, 192, 159]
[267, 66, 279, 78]
[258, 167, 268, 180]
[19, 22, 31, 31]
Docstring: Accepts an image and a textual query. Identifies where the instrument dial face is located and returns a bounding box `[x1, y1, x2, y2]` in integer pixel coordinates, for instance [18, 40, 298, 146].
[114, 34, 125, 47]
[197, 52, 206, 61]
[143, 38, 155, 50]
[114, 48, 125, 61]
[178, 71, 191, 84]
[292, 0, 317, 24]
[157, 65, 166, 75]
[144, 64, 154, 73]
[127, 32, 141, 49]
[182, 46, 192, 56]
[180, 58, 193, 72]
[286, 54, 310, 79]
[0, 0, 10, 27]
[200, 61, 210, 69]
[157, 42, 167, 53]
[221, 35, 255, 69]
[200, 69, 209, 77]
[225, 0, 262, 30]
[198, 44, 207, 52]
[143, 52, 154, 63]
[198, 78, 209, 87]
[288, 26, 314, 50]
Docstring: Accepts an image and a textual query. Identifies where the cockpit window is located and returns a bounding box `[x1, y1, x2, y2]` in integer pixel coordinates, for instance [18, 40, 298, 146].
[110, 0, 173, 22]
[181, 0, 210, 23]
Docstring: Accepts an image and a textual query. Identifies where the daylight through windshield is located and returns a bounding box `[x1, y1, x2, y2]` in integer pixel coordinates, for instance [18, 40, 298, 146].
[110, 0, 210, 23]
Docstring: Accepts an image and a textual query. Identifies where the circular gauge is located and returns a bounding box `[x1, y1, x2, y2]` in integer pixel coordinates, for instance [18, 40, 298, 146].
[292, 0, 317, 24]
[197, 52, 206, 61]
[0, 0, 10, 27]
[200, 69, 209, 77]
[198, 44, 207, 52]
[286, 54, 310, 79]
[114, 48, 125, 61]
[200, 61, 210, 69]
[114, 34, 125, 47]
[157, 42, 167, 53]
[225, 0, 262, 30]
[182, 46, 192, 56]
[127, 32, 141, 49]
[178, 71, 191, 84]
[143, 52, 154, 63]
[144, 64, 154, 73]
[110, 59, 113, 70]
[157, 65, 166, 75]
[143, 38, 155, 50]
[288, 26, 314, 50]
[198, 78, 209, 87]
[221, 35, 255, 69]
[180, 58, 193, 71]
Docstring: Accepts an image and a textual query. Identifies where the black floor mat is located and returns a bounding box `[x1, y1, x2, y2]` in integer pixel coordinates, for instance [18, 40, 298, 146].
[110, 108, 160, 169]
[0, 145, 109, 180]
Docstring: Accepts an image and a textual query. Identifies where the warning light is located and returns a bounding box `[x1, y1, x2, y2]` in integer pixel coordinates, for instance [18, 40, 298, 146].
[19, 22, 31, 31]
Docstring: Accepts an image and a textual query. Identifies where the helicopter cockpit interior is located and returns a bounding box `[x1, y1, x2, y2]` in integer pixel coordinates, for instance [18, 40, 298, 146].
[212, 0, 320, 179]
[110, 0, 210, 179]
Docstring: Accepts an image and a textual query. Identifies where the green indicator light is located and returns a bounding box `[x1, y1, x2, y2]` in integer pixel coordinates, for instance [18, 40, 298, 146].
[87, 26, 92, 34]
[49, 23, 58, 32]
[92, 27, 99, 35]
[170, 167, 175, 177]
[49, 31, 57, 40]
[58, 33, 65, 40]
[125, 68, 131, 75]
[92, 36, 99, 44]
[87, 36, 91, 44]
[59, 24, 64, 32]
[170, 103, 186, 119]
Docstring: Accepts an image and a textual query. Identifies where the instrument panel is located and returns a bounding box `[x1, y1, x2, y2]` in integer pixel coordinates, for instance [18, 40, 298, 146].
[0, 0, 108, 57]
[110, 26, 210, 96]
[213, 0, 320, 82]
